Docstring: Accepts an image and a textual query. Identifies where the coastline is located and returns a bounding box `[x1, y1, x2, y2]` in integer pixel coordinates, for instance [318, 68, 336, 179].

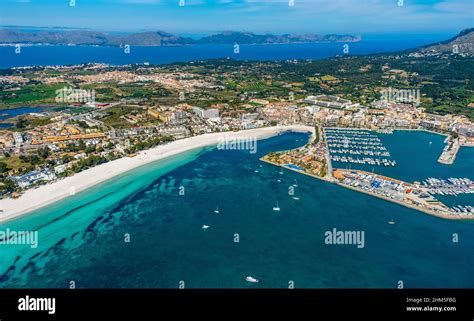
[333, 181, 470, 221]
[0, 125, 313, 223]
[260, 128, 474, 221]
[261, 158, 472, 221]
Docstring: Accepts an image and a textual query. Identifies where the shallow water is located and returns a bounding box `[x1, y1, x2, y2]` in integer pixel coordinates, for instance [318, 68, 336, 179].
[0, 131, 472, 288]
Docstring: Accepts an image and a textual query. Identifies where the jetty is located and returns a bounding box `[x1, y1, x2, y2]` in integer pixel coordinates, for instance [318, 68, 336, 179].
[438, 137, 460, 165]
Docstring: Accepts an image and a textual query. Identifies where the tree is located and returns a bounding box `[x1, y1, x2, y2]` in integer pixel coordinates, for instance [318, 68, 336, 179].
[15, 117, 27, 129]
[62, 154, 74, 163]
[0, 179, 16, 193]
[0, 162, 8, 174]
[85, 146, 96, 154]
[37, 147, 50, 159]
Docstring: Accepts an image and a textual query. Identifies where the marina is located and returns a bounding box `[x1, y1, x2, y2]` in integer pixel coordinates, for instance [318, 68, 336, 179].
[0, 131, 473, 289]
[325, 128, 396, 167]
[421, 177, 474, 214]
[422, 177, 474, 196]
[261, 129, 473, 219]
[332, 169, 473, 218]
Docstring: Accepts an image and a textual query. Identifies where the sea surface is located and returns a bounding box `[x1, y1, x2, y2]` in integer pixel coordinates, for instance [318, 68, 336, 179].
[0, 36, 447, 69]
[0, 131, 473, 288]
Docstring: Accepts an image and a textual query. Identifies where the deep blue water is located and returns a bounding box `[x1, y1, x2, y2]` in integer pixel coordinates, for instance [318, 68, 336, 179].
[0, 37, 444, 69]
[0, 131, 473, 288]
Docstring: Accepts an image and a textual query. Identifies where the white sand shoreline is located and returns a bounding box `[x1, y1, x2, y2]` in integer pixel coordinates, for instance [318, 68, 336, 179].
[0, 125, 314, 223]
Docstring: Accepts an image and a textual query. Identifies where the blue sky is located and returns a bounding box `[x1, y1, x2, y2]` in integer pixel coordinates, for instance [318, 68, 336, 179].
[0, 0, 472, 36]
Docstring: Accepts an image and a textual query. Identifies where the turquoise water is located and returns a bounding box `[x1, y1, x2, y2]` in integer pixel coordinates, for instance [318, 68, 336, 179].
[0, 131, 473, 288]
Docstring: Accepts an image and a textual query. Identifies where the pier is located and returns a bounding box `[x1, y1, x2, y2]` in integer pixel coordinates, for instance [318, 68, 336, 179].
[438, 137, 460, 165]
[333, 169, 472, 219]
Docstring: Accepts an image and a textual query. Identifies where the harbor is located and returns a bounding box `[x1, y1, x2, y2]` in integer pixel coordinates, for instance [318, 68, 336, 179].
[438, 136, 460, 164]
[260, 128, 473, 220]
[325, 128, 396, 167]
[1, 131, 473, 290]
[334, 169, 473, 218]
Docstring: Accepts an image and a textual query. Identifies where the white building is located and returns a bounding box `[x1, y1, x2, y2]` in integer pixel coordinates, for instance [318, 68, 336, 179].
[74, 153, 87, 160]
[192, 107, 219, 119]
[54, 164, 67, 174]
[13, 132, 24, 145]
[14, 169, 56, 188]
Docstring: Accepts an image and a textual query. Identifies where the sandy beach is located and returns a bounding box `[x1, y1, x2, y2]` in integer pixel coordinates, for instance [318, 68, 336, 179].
[0, 125, 314, 223]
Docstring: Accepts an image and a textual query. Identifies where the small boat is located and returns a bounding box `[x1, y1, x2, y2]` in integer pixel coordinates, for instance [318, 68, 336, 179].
[292, 197, 300, 201]
[202, 225, 210, 230]
[245, 276, 259, 283]
[277, 179, 281, 183]
[279, 168, 284, 175]
[388, 220, 395, 225]
[254, 170, 259, 173]
[214, 206, 220, 214]
[293, 179, 298, 187]
[273, 201, 281, 211]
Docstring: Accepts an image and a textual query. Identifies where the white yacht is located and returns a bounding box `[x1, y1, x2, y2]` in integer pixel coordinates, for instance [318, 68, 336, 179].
[273, 201, 281, 211]
[245, 276, 259, 283]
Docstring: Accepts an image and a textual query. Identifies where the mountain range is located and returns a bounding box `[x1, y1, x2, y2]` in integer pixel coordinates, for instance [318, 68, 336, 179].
[417, 28, 474, 55]
[0, 29, 361, 46]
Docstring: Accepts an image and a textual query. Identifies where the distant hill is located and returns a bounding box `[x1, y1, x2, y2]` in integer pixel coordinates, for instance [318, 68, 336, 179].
[0, 29, 361, 46]
[196, 31, 361, 44]
[0, 29, 194, 46]
[417, 28, 474, 55]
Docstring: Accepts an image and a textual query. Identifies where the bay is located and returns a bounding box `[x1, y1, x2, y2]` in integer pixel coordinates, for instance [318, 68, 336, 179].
[0, 131, 472, 288]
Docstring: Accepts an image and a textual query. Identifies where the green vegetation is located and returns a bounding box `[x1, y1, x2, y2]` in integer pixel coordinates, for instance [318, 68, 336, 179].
[72, 155, 108, 173]
[180, 55, 473, 120]
[126, 135, 174, 154]
[0, 83, 69, 108]
[102, 105, 143, 128]
[0, 155, 30, 173]
[313, 125, 320, 144]
[1, 51, 472, 121]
